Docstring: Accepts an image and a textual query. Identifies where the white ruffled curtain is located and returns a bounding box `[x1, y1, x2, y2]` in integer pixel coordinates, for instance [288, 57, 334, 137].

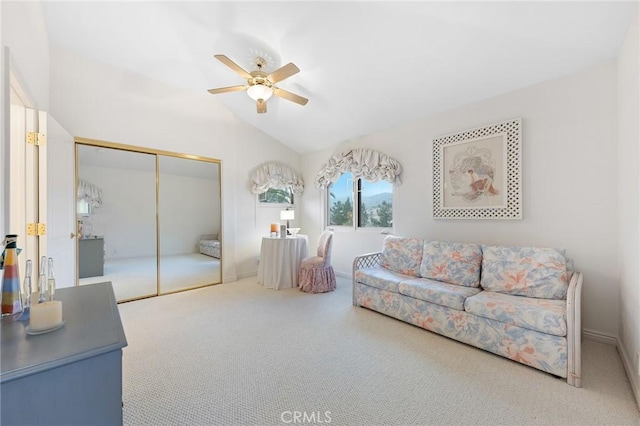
[77, 179, 103, 208]
[314, 148, 402, 188]
[250, 162, 304, 195]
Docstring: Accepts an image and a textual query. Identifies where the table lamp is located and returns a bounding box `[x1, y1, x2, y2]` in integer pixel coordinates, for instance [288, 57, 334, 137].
[280, 209, 295, 229]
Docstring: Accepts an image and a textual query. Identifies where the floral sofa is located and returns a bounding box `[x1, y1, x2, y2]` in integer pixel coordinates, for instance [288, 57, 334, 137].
[352, 236, 583, 387]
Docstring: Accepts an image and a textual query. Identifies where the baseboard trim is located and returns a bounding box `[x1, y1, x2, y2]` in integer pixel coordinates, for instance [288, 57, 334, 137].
[335, 271, 351, 279]
[583, 328, 617, 345]
[235, 271, 257, 281]
[617, 337, 640, 409]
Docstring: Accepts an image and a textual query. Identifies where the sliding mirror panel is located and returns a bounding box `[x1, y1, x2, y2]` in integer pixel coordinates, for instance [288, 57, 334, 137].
[158, 155, 221, 294]
[77, 144, 158, 301]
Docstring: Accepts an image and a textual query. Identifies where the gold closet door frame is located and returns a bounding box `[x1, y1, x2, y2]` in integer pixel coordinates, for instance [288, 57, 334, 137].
[74, 137, 223, 302]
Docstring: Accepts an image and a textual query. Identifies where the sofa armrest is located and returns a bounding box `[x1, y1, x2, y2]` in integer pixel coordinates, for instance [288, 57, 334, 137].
[352, 252, 382, 306]
[566, 271, 583, 387]
[353, 252, 382, 271]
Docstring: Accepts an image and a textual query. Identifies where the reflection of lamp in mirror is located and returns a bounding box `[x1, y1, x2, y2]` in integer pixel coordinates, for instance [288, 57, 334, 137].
[280, 209, 295, 232]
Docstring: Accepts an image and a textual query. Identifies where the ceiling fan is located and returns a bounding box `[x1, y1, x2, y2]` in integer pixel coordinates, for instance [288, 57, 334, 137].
[208, 54, 309, 114]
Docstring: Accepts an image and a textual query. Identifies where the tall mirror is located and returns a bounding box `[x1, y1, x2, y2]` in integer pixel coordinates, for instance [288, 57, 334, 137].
[76, 140, 222, 302]
[158, 155, 221, 294]
[76, 144, 158, 301]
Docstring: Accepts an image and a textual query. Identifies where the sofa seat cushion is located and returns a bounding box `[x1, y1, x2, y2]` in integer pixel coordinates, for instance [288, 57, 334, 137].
[398, 278, 482, 311]
[380, 236, 424, 276]
[420, 241, 482, 287]
[354, 266, 413, 294]
[464, 291, 566, 337]
[480, 245, 569, 299]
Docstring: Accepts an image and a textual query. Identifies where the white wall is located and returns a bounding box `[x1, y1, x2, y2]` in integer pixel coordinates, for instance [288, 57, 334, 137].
[617, 5, 640, 403]
[79, 165, 157, 260]
[80, 164, 218, 259]
[158, 172, 219, 257]
[1, 1, 49, 110]
[302, 62, 619, 337]
[1, 1, 50, 239]
[1, 1, 5, 240]
[49, 47, 301, 281]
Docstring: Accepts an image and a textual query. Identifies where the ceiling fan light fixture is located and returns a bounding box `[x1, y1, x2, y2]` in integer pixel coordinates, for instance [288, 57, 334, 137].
[247, 84, 273, 101]
[209, 55, 308, 112]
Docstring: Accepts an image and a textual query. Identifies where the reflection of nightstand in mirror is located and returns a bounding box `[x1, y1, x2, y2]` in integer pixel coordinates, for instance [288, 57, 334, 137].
[79, 237, 104, 278]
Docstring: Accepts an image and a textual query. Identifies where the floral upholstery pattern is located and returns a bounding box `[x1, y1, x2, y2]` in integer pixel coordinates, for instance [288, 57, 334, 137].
[299, 231, 336, 293]
[399, 278, 481, 311]
[464, 291, 566, 337]
[299, 267, 336, 293]
[566, 256, 575, 277]
[199, 235, 220, 259]
[355, 283, 568, 378]
[420, 241, 482, 287]
[380, 236, 424, 276]
[353, 239, 580, 381]
[354, 266, 412, 294]
[480, 245, 569, 299]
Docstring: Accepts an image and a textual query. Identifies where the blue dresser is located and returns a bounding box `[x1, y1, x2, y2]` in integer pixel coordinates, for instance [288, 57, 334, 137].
[1, 282, 128, 425]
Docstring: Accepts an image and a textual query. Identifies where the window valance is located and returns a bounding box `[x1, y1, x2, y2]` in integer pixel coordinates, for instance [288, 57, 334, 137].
[314, 148, 402, 189]
[78, 178, 103, 208]
[250, 162, 304, 195]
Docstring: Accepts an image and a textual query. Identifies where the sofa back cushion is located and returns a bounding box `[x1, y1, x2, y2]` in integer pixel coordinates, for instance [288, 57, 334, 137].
[380, 236, 424, 276]
[480, 245, 569, 299]
[419, 241, 482, 287]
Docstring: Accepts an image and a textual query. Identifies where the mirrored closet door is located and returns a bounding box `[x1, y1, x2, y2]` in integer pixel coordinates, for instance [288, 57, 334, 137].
[76, 139, 222, 302]
[158, 155, 221, 294]
[76, 144, 158, 301]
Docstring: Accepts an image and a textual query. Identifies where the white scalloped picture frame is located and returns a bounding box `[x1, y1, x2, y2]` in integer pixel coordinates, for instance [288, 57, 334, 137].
[433, 118, 522, 219]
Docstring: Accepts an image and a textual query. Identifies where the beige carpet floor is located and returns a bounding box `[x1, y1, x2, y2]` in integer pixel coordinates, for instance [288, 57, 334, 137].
[117, 276, 639, 426]
[80, 253, 220, 301]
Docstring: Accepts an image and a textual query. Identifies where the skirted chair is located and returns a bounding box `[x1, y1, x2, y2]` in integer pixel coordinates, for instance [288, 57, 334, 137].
[298, 231, 336, 293]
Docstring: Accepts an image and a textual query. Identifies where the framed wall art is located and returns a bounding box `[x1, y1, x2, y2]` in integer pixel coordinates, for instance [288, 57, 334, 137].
[433, 118, 522, 219]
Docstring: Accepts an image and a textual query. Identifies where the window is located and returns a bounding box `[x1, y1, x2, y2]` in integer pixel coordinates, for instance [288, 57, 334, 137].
[327, 173, 393, 228]
[251, 162, 304, 206]
[77, 199, 92, 216]
[359, 179, 393, 227]
[328, 173, 354, 226]
[258, 187, 294, 205]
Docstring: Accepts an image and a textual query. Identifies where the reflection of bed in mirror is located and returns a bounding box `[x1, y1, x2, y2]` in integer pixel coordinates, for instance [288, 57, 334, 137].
[199, 234, 221, 259]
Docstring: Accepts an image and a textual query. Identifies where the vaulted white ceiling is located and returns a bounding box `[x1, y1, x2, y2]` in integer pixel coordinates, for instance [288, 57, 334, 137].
[41, 1, 634, 154]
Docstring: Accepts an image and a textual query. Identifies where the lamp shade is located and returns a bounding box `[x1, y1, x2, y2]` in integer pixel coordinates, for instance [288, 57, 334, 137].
[247, 84, 273, 101]
[280, 210, 295, 221]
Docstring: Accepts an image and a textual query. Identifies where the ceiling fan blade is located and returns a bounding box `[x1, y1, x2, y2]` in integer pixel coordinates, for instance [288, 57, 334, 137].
[273, 88, 309, 106]
[207, 85, 248, 95]
[257, 99, 267, 114]
[267, 63, 300, 83]
[214, 54, 252, 79]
